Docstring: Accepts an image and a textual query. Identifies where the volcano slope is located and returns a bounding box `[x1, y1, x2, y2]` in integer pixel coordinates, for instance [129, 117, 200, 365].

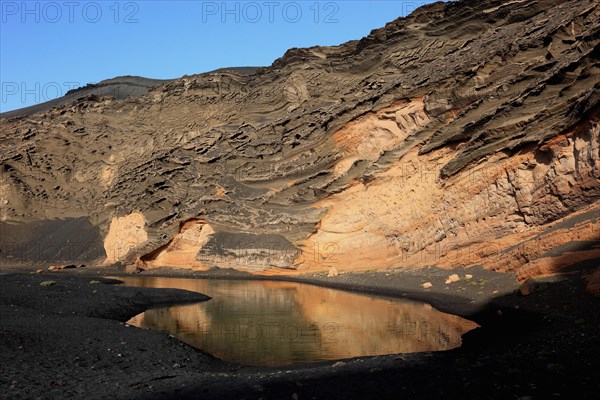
[1, 0, 599, 283]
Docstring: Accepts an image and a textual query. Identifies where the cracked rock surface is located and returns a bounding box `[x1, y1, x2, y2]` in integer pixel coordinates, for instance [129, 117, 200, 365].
[1, 0, 599, 278]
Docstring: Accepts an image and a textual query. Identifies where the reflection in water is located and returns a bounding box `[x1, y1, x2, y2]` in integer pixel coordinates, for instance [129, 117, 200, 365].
[117, 277, 479, 366]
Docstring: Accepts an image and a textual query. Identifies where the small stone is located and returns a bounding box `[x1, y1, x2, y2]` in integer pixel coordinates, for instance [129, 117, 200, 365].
[465, 274, 473, 280]
[292, 393, 299, 400]
[36, 269, 43, 273]
[422, 282, 433, 289]
[445, 274, 460, 284]
[519, 278, 539, 296]
[173, 363, 181, 368]
[547, 363, 565, 373]
[327, 267, 339, 277]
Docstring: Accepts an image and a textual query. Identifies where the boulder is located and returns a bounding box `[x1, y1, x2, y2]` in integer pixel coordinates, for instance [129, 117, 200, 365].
[518, 278, 539, 296]
[125, 264, 145, 274]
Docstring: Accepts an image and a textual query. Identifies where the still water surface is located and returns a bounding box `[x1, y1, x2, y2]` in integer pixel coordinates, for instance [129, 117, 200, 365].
[117, 277, 478, 366]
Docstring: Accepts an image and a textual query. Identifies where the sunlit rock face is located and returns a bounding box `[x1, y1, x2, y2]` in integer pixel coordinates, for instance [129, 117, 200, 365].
[141, 219, 214, 269]
[1, 0, 599, 278]
[298, 118, 600, 278]
[103, 212, 148, 264]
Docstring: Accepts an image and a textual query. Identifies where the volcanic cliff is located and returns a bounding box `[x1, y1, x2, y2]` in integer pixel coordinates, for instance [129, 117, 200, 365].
[1, 0, 599, 281]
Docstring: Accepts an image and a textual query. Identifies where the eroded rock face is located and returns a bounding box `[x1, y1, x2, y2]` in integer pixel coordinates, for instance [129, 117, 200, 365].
[141, 219, 214, 269]
[0, 0, 598, 278]
[298, 117, 600, 278]
[103, 212, 148, 264]
[196, 232, 300, 272]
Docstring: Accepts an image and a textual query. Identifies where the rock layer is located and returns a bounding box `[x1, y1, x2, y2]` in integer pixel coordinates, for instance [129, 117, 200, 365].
[0, 0, 598, 278]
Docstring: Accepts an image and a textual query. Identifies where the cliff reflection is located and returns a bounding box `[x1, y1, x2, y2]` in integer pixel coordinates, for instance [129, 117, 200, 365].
[120, 277, 478, 366]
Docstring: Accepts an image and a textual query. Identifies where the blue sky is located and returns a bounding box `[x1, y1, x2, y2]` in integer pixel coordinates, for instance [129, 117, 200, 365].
[1, 0, 437, 112]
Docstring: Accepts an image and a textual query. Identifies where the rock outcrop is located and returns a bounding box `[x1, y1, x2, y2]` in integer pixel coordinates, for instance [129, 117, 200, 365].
[0, 0, 598, 279]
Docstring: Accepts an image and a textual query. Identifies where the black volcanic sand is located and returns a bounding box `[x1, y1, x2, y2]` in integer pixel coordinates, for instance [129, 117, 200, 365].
[1, 266, 599, 400]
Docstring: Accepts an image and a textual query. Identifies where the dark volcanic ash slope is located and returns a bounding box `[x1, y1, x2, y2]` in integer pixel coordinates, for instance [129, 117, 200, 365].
[0, 68, 259, 120]
[0, 76, 170, 120]
[0, 0, 599, 278]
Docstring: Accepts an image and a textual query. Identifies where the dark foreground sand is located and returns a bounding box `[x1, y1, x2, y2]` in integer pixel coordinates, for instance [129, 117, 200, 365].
[1, 265, 599, 400]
